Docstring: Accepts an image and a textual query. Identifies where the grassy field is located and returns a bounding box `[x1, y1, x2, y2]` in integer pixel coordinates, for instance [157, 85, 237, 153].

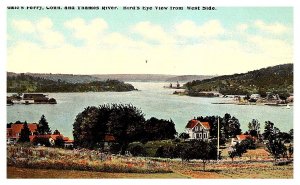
[170, 161, 293, 179]
[7, 166, 186, 178]
[7, 145, 293, 179]
[8, 161, 293, 179]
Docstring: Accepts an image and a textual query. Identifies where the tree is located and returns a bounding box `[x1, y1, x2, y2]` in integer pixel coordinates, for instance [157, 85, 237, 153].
[263, 121, 275, 140]
[240, 137, 256, 149]
[73, 104, 177, 152]
[228, 142, 248, 162]
[55, 135, 65, 147]
[181, 140, 217, 171]
[289, 129, 293, 141]
[227, 116, 242, 138]
[73, 106, 106, 148]
[179, 132, 189, 140]
[277, 132, 292, 143]
[127, 143, 146, 156]
[144, 117, 177, 141]
[288, 144, 293, 159]
[38, 115, 51, 135]
[266, 139, 287, 162]
[107, 104, 146, 153]
[53, 129, 61, 135]
[18, 121, 31, 143]
[248, 119, 260, 137]
[73, 104, 146, 151]
[155, 145, 175, 158]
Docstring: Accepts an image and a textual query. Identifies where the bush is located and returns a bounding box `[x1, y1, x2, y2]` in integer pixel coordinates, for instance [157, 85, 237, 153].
[109, 143, 122, 154]
[127, 143, 147, 156]
[155, 145, 176, 158]
[241, 137, 256, 150]
[55, 135, 65, 147]
[32, 136, 51, 147]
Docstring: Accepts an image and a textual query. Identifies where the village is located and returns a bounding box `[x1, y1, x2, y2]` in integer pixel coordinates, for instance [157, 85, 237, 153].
[7, 110, 293, 178]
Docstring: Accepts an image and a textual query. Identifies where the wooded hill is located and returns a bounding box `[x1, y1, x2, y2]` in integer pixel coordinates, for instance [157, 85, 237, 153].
[7, 73, 136, 93]
[184, 64, 293, 97]
[7, 72, 214, 83]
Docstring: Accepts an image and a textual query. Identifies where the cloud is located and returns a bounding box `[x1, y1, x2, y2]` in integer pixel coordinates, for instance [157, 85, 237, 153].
[174, 20, 225, 38]
[236, 23, 249, 32]
[254, 20, 289, 35]
[131, 21, 174, 44]
[247, 35, 292, 60]
[11, 18, 65, 48]
[8, 18, 292, 75]
[36, 18, 53, 32]
[64, 18, 108, 45]
[36, 18, 65, 48]
[12, 19, 35, 33]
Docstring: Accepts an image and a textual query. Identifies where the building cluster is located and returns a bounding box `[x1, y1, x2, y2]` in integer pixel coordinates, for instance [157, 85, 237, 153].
[7, 122, 73, 147]
[7, 118, 255, 149]
[184, 119, 255, 145]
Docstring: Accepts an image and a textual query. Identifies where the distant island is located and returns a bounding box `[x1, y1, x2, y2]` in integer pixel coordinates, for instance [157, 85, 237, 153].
[183, 64, 293, 99]
[7, 73, 136, 93]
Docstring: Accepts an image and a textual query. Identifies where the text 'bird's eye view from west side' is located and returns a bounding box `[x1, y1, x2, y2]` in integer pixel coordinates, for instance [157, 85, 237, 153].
[6, 6, 293, 179]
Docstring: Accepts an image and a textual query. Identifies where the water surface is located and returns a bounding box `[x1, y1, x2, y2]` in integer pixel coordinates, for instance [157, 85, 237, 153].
[7, 82, 293, 138]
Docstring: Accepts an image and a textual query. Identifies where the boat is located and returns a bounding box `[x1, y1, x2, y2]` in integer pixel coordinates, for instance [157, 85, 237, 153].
[286, 104, 291, 109]
[163, 81, 184, 89]
[7, 93, 57, 105]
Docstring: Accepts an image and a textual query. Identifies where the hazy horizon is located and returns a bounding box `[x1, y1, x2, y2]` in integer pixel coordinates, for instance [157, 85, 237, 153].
[7, 62, 292, 76]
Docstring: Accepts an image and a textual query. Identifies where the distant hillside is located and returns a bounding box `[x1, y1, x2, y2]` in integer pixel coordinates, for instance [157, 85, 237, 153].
[184, 64, 293, 97]
[7, 72, 215, 83]
[7, 73, 136, 93]
[166, 75, 216, 82]
[92, 74, 176, 82]
[7, 72, 101, 84]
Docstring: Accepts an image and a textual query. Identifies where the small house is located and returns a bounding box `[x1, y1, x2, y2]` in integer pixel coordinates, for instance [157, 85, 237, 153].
[231, 134, 257, 146]
[185, 119, 210, 141]
[7, 123, 38, 144]
[103, 134, 116, 150]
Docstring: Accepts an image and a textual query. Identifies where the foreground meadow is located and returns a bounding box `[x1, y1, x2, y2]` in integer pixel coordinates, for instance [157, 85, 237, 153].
[7, 145, 293, 179]
[8, 162, 293, 179]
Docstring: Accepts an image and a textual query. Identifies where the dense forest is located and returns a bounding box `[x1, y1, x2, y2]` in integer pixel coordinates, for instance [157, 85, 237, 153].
[184, 64, 293, 97]
[7, 73, 136, 93]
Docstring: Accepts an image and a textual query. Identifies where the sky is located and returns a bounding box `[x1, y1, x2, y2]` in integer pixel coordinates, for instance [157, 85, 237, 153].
[6, 7, 293, 75]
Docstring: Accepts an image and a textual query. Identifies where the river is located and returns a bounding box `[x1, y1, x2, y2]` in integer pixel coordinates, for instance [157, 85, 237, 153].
[7, 82, 293, 138]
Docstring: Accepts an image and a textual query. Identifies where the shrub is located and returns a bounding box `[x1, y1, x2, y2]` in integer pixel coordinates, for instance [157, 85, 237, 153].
[127, 143, 147, 156]
[32, 136, 51, 147]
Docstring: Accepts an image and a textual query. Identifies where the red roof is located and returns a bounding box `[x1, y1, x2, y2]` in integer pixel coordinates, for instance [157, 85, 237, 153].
[185, 119, 210, 129]
[200, 122, 210, 129]
[8, 123, 38, 138]
[7, 123, 74, 143]
[104, 134, 115, 142]
[28, 124, 38, 132]
[185, 119, 199, 129]
[29, 135, 36, 142]
[30, 134, 74, 143]
[236, 134, 251, 141]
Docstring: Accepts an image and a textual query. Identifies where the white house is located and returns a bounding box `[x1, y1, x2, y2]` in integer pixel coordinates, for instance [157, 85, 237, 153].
[185, 119, 210, 141]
